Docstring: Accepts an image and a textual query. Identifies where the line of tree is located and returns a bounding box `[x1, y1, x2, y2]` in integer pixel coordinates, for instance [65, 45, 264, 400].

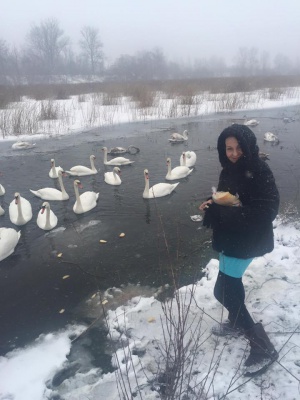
[0, 18, 299, 85]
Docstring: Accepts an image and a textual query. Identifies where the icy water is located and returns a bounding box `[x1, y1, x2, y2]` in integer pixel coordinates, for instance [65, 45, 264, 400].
[0, 106, 299, 356]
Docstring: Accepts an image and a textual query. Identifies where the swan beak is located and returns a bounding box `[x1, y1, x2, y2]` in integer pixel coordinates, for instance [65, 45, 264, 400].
[41, 206, 46, 214]
[14, 196, 19, 204]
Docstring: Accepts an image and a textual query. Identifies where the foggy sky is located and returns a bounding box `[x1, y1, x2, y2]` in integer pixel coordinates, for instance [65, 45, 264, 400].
[1, 0, 299, 64]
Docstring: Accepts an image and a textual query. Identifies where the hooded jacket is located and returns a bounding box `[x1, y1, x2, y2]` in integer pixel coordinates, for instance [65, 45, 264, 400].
[203, 124, 279, 259]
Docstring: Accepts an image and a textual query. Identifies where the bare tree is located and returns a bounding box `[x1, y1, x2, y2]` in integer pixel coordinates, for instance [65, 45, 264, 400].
[0, 39, 9, 82]
[26, 18, 69, 75]
[260, 50, 270, 75]
[235, 46, 258, 76]
[273, 53, 292, 75]
[79, 26, 103, 75]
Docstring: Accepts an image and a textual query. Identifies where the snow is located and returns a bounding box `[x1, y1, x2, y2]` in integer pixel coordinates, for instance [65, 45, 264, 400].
[0, 87, 300, 399]
[0, 87, 300, 142]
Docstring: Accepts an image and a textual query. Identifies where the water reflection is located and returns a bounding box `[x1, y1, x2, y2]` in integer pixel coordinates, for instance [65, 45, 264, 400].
[144, 200, 151, 224]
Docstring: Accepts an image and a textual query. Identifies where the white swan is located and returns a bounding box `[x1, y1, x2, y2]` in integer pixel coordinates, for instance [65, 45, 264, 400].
[65, 155, 98, 176]
[180, 151, 197, 167]
[244, 119, 259, 127]
[49, 159, 63, 178]
[166, 157, 193, 180]
[0, 184, 5, 196]
[169, 130, 188, 142]
[143, 169, 179, 199]
[12, 141, 36, 150]
[104, 167, 122, 185]
[30, 170, 69, 200]
[102, 147, 134, 166]
[37, 202, 58, 230]
[264, 132, 279, 142]
[0, 228, 21, 262]
[0, 205, 4, 216]
[73, 180, 99, 214]
[108, 145, 140, 155]
[9, 192, 33, 226]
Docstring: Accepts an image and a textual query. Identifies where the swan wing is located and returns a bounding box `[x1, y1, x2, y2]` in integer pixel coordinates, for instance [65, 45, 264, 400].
[74, 192, 99, 213]
[106, 156, 134, 165]
[146, 182, 179, 198]
[66, 166, 97, 176]
[30, 188, 69, 201]
[104, 172, 122, 185]
[0, 228, 21, 261]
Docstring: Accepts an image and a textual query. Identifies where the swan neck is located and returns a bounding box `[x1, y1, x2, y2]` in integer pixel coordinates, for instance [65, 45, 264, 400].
[45, 207, 51, 227]
[103, 149, 107, 163]
[167, 161, 171, 175]
[17, 198, 24, 219]
[16, 197, 26, 224]
[90, 158, 96, 171]
[74, 184, 82, 205]
[144, 176, 150, 195]
[58, 174, 66, 194]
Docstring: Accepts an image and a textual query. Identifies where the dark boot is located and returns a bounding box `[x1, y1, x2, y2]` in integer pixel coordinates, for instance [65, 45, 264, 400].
[244, 323, 278, 366]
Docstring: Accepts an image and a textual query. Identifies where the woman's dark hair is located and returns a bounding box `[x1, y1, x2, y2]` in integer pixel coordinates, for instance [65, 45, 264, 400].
[217, 124, 260, 167]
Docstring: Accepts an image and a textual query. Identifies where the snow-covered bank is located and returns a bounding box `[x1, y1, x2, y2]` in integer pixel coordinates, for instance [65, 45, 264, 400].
[1, 86, 300, 142]
[1, 215, 300, 400]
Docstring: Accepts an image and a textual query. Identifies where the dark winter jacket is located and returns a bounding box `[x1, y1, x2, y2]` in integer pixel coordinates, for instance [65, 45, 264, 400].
[203, 124, 279, 259]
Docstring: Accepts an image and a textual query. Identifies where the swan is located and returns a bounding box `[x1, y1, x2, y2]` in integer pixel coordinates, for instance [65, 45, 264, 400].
[166, 157, 193, 180]
[30, 170, 69, 200]
[102, 147, 134, 166]
[49, 159, 63, 178]
[65, 155, 98, 176]
[143, 169, 179, 199]
[0, 228, 21, 262]
[108, 146, 127, 154]
[0, 183, 5, 196]
[9, 192, 33, 226]
[169, 130, 188, 142]
[108, 145, 140, 155]
[104, 167, 122, 185]
[0, 205, 4, 216]
[73, 180, 99, 214]
[12, 141, 36, 150]
[264, 132, 279, 142]
[180, 151, 197, 167]
[37, 202, 58, 230]
[244, 119, 259, 127]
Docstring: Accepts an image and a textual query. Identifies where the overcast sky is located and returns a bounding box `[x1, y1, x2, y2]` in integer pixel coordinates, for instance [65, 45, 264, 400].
[1, 0, 299, 65]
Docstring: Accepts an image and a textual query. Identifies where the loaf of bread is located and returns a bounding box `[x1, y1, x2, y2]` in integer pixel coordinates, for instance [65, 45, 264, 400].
[212, 191, 241, 206]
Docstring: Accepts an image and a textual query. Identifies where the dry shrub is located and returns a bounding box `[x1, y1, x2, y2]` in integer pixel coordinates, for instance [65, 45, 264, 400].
[126, 83, 155, 108]
[40, 100, 58, 120]
[268, 87, 284, 100]
[78, 94, 86, 102]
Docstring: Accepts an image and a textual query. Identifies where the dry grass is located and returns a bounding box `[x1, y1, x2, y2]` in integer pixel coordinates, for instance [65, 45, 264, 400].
[1, 75, 300, 104]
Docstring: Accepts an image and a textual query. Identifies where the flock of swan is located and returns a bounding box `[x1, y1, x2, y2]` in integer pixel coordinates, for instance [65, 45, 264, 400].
[0, 137, 197, 262]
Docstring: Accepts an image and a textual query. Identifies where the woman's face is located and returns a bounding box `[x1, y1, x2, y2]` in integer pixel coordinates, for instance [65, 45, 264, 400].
[225, 137, 243, 163]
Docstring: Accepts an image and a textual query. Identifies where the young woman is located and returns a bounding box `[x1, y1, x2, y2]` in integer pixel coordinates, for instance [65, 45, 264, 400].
[199, 124, 279, 368]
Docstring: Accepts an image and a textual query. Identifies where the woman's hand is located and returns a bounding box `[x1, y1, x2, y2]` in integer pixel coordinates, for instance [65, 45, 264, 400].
[199, 199, 213, 211]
